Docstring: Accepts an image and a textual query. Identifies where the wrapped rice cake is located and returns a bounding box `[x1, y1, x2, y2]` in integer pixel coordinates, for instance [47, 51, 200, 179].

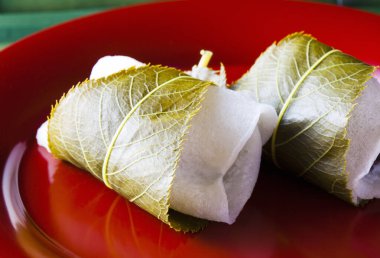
[233, 32, 379, 205]
[37, 52, 277, 231]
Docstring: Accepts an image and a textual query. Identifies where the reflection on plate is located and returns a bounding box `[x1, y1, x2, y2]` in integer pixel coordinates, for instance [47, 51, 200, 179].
[3, 138, 380, 257]
[1, 1, 380, 257]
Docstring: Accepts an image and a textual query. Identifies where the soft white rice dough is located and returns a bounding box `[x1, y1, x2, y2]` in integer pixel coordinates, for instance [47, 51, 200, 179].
[186, 64, 227, 88]
[347, 78, 380, 203]
[90, 55, 145, 79]
[37, 55, 278, 223]
[171, 87, 276, 223]
[36, 121, 49, 150]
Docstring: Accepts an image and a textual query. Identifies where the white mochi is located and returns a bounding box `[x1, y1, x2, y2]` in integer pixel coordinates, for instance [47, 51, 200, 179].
[36, 121, 49, 151]
[186, 63, 227, 87]
[171, 86, 276, 223]
[90, 55, 145, 79]
[347, 78, 380, 203]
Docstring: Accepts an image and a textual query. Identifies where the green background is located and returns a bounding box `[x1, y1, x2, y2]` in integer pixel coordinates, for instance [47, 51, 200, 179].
[0, 0, 379, 50]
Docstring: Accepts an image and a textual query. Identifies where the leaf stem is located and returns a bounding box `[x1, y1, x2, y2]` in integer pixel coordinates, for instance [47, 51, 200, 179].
[197, 50, 213, 68]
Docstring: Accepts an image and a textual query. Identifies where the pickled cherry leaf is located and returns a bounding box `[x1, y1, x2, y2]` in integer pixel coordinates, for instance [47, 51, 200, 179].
[48, 65, 211, 232]
[233, 33, 375, 203]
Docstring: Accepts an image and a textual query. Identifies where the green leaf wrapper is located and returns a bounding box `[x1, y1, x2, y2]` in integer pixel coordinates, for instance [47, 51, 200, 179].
[233, 32, 375, 203]
[48, 65, 211, 232]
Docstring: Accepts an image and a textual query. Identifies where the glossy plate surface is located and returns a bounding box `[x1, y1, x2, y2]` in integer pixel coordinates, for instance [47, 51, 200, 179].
[0, 1, 379, 257]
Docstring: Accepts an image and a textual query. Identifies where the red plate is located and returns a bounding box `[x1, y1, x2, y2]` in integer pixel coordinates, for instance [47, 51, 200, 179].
[1, 1, 380, 257]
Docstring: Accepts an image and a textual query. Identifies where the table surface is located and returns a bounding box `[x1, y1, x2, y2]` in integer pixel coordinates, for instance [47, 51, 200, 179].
[0, 0, 379, 50]
[0, 0, 380, 50]
[0, 0, 151, 50]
